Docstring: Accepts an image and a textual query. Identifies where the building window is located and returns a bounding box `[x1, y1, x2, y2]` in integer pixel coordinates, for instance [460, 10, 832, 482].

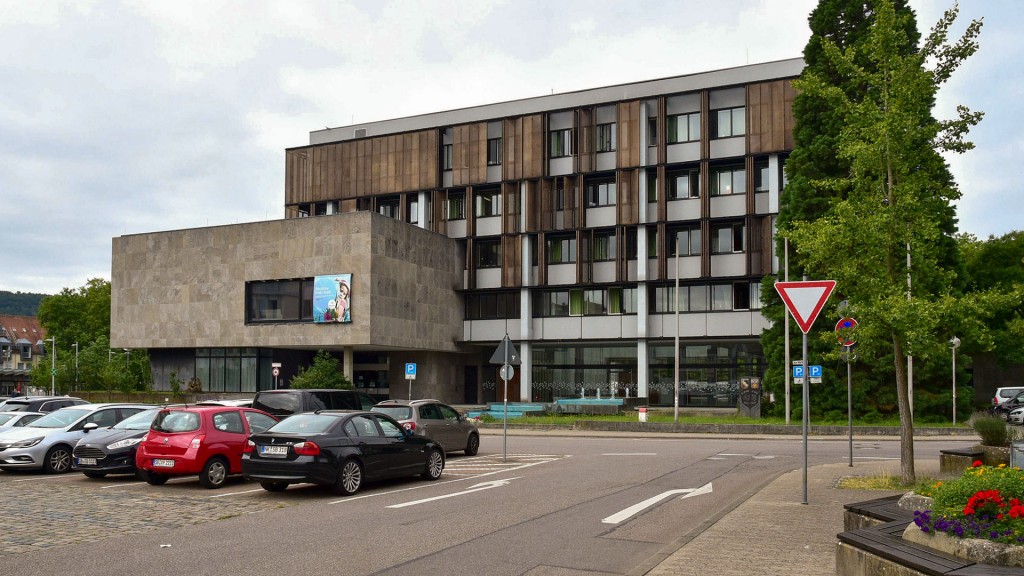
[586, 177, 616, 207]
[647, 169, 658, 202]
[669, 167, 700, 199]
[608, 286, 637, 314]
[475, 239, 501, 268]
[442, 144, 453, 170]
[712, 284, 733, 311]
[465, 291, 520, 320]
[669, 226, 701, 257]
[647, 228, 658, 258]
[711, 222, 745, 253]
[711, 166, 746, 196]
[407, 197, 419, 224]
[547, 234, 576, 264]
[647, 117, 658, 146]
[533, 290, 570, 317]
[487, 138, 502, 166]
[549, 128, 575, 158]
[377, 196, 400, 219]
[446, 192, 465, 220]
[475, 188, 502, 217]
[651, 285, 707, 313]
[247, 279, 314, 323]
[596, 123, 616, 152]
[592, 229, 616, 261]
[712, 107, 745, 139]
[754, 160, 770, 192]
[667, 112, 700, 143]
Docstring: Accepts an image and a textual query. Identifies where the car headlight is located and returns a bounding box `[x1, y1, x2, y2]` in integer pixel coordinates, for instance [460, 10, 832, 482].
[108, 437, 143, 450]
[11, 437, 44, 448]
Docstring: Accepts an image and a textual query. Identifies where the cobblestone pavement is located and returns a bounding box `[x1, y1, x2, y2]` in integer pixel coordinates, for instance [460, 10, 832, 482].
[0, 476, 295, 556]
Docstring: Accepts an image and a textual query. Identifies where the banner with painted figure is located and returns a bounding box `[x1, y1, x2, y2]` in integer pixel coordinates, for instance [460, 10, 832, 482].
[313, 274, 352, 323]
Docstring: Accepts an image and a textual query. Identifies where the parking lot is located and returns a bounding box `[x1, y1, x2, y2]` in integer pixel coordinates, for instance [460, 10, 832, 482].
[0, 452, 559, 556]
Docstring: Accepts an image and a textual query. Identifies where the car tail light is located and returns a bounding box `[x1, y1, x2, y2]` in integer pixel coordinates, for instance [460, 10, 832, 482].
[140, 433, 149, 442]
[403, 422, 416, 432]
[244, 439, 255, 454]
[292, 441, 320, 456]
[189, 435, 205, 450]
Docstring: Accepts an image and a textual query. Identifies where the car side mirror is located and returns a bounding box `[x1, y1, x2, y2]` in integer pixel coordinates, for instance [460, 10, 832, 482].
[83, 422, 98, 432]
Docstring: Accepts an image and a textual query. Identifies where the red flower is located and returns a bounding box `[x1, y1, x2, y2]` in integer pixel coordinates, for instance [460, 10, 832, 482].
[972, 460, 983, 467]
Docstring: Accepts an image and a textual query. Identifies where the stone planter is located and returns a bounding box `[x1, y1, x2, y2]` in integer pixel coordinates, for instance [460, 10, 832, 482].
[976, 443, 1011, 466]
[903, 523, 1024, 568]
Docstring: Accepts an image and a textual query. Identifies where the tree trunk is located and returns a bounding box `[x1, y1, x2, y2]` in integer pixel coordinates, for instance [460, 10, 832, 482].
[893, 336, 916, 485]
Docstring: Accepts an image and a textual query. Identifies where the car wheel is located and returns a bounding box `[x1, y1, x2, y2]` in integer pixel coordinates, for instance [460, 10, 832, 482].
[421, 448, 444, 480]
[82, 471, 107, 479]
[334, 459, 362, 496]
[199, 457, 229, 489]
[260, 481, 289, 492]
[464, 433, 480, 456]
[139, 470, 169, 485]
[43, 446, 72, 474]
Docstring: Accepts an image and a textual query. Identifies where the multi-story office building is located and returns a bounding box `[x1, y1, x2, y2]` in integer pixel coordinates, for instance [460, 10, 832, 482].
[111, 58, 801, 407]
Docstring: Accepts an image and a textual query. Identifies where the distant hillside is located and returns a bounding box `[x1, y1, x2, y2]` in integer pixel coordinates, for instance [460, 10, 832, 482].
[0, 291, 48, 316]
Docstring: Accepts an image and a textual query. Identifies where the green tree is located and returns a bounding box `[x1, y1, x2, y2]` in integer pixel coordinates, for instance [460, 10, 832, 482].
[786, 0, 983, 483]
[289, 350, 352, 390]
[959, 232, 1024, 366]
[36, 278, 111, 348]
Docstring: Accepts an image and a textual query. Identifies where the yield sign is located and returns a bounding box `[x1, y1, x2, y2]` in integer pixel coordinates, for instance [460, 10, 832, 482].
[774, 280, 837, 334]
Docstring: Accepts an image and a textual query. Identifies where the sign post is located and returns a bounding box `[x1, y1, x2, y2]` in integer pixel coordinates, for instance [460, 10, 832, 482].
[405, 363, 417, 400]
[490, 334, 520, 462]
[271, 362, 282, 390]
[836, 317, 858, 468]
[775, 278, 836, 504]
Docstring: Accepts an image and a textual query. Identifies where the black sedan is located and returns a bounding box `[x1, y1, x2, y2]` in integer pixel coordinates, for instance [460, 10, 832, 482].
[72, 408, 161, 478]
[242, 410, 445, 495]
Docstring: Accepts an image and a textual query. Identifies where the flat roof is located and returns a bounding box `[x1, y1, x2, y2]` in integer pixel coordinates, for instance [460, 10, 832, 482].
[307, 58, 804, 147]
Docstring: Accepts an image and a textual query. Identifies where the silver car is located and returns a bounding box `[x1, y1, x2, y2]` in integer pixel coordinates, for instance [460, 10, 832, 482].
[0, 411, 44, 429]
[371, 399, 479, 456]
[0, 403, 153, 473]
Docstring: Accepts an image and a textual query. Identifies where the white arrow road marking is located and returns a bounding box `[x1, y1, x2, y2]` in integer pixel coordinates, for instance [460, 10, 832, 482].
[387, 477, 520, 508]
[602, 482, 713, 524]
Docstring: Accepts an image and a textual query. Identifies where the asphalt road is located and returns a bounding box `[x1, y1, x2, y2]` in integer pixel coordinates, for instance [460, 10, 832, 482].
[0, 434, 968, 576]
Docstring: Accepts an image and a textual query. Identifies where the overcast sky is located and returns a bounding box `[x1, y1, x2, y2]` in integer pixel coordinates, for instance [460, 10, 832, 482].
[1, 0, 1018, 295]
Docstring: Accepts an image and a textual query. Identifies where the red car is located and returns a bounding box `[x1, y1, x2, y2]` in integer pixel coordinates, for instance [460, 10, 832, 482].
[135, 406, 278, 489]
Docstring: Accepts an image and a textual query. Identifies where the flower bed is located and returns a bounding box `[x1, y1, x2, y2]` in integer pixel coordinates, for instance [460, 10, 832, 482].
[908, 460, 1024, 567]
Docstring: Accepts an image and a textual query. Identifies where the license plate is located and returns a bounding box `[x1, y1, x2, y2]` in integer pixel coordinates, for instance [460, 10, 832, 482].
[153, 459, 175, 468]
[77, 457, 97, 466]
[260, 445, 288, 456]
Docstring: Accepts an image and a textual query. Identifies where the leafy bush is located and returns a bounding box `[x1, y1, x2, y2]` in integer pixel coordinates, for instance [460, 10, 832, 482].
[290, 350, 352, 390]
[971, 411, 1008, 447]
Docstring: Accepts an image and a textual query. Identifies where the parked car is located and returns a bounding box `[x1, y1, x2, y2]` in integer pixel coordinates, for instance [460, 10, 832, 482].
[242, 410, 444, 495]
[0, 411, 44, 429]
[371, 399, 480, 455]
[1009, 405, 1024, 426]
[0, 403, 153, 473]
[0, 396, 88, 413]
[135, 406, 278, 488]
[72, 408, 163, 478]
[992, 387, 1024, 413]
[196, 398, 253, 408]
[993, 390, 1024, 421]
[251, 389, 376, 418]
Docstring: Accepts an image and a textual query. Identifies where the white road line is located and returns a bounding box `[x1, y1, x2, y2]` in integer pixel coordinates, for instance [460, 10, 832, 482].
[387, 477, 521, 508]
[602, 453, 657, 456]
[602, 482, 713, 524]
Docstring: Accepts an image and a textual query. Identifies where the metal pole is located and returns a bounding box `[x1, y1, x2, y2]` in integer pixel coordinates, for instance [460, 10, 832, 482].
[951, 337, 960, 425]
[801, 275, 809, 505]
[674, 234, 680, 424]
[847, 345, 853, 467]
[49, 337, 56, 396]
[73, 342, 79, 390]
[503, 333, 510, 463]
[907, 242, 913, 418]
[784, 237, 791, 425]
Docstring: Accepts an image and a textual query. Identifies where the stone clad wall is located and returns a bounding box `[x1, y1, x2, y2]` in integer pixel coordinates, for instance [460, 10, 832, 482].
[111, 211, 464, 352]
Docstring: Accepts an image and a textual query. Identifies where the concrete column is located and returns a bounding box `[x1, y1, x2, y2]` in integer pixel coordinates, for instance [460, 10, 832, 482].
[343, 347, 354, 384]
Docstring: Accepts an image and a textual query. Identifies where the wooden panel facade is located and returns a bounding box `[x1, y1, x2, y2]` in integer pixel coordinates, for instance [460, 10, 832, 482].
[748, 79, 796, 154]
[616, 101, 641, 169]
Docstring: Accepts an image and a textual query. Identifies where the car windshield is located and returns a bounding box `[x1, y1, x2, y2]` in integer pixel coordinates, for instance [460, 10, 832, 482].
[113, 408, 160, 430]
[266, 413, 337, 434]
[0, 414, 14, 426]
[30, 408, 90, 428]
[151, 411, 201, 433]
[2, 401, 32, 412]
[371, 406, 412, 420]
[252, 393, 301, 416]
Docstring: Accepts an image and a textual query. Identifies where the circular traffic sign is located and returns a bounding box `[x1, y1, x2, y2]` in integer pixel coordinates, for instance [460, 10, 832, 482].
[272, 367, 280, 377]
[499, 364, 514, 381]
[835, 317, 858, 346]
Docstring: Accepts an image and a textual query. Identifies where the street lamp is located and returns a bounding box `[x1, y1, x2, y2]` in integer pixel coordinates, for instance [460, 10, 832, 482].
[45, 336, 55, 396]
[72, 342, 79, 390]
[673, 233, 680, 424]
[950, 336, 961, 425]
[123, 348, 130, 369]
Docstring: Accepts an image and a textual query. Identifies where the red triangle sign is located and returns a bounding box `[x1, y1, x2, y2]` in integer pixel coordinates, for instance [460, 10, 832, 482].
[774, 280, 837, 334]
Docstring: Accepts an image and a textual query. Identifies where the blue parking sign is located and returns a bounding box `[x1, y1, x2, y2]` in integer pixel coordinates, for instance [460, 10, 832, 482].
[809, 365, 822, 378]
[792, 365, 805, 378]
[405, 363, 416, 376]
